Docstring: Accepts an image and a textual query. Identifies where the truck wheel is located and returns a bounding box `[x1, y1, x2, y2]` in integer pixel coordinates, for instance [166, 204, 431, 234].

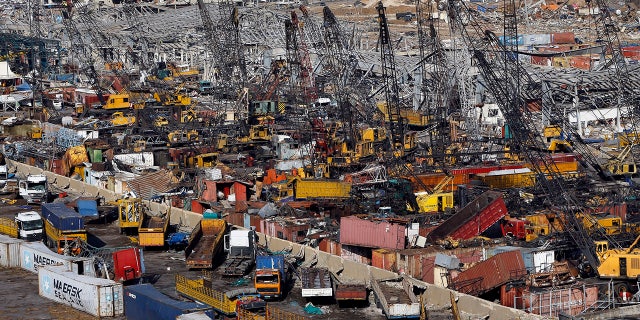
[615, 283, 630, 296]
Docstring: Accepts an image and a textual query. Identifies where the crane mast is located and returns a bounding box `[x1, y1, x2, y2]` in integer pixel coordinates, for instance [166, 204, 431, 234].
[377, 1, 404, 154]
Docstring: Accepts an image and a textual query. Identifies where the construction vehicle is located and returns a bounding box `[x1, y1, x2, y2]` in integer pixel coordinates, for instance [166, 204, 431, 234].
[0, 211, 43, 241]
[168, 130, 199, 146]
[220, 229, 257, 276]
[18, 174, 49, 204]
[254, 254, 287, 299]
[41, 203, 87, 255]
[596, 235, 640, 286]
[138, 212, 169, 247]
[187, 153, 218, 169]
[176, 273, 264, 316]
[117, 198, 143, 234]
[605, 144, 637, 176]
[413, 175, 454, 213]
[185, 218, 227, 269]
[110, 112, 136, 126]
[215, 125, 272, 153]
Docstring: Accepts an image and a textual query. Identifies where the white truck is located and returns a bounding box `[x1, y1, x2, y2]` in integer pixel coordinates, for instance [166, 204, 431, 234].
[0, 209, 44, 241]
[219, 228, 257, 276]
[19, 174, 49, 204]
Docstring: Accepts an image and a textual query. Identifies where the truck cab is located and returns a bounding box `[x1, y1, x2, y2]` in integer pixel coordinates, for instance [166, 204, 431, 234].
[254, 269, 283, 299]
[18, 174, 49, 204]
[15, 211, 43, 241]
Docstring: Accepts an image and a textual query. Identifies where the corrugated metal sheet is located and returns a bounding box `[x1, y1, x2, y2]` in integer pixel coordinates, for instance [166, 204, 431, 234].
[340, 216, 406, 250]
[0, 234, 22, 268]
[503, 283, 598, 316]
[550, 32, 576, 44]
[451, 250, 526, 295]
[128, 170, 178, 200]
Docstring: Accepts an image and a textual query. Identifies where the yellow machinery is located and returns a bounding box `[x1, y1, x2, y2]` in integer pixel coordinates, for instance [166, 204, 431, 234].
[605, 144, 637, 176]
[413, 175, 454, 213]
[118, 198, 143, 234]
[596, 234, 640, 280]
[187, 152, 218, 168]
[168, 130, 199, 145]
[154, 116, 169, 127]
[28, 126, 42, 140]
[110, 112, 136, 126]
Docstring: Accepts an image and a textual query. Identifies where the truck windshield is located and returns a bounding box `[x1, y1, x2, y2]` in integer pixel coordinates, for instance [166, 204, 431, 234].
[29, 182, 46, 191]
[256, 274, 279, 283]
[22, 219, 43, 231]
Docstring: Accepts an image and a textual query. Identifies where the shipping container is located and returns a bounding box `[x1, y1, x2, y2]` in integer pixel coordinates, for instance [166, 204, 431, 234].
[0, 234, 22, 267]
[502, 283, 598, 316]
[372, 248, 397, 271]
[39, 265, 123, 317]
[291, 178, 351, 199]
[530, 55, 552, 66]
[478, 168, 536, 188]
[41, 203, 84, 231]
[450, 250, 526, 295]
[341, 244, 372, 264]
[76, 199, 98, 217]
[340, 216, 406, 250]
[550, 32, 576, 44]
[20, 241, 96, 276]
[522, 34, 551, 46]
[488, 246, 555, 273]
[428, 191, 508, 240]
[124, 284, 213, 320]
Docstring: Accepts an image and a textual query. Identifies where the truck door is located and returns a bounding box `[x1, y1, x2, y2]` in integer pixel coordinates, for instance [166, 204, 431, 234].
[620, 257, 627, 277]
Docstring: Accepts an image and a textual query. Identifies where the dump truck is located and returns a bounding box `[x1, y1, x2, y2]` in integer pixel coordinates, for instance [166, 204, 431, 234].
[138, 213, 169, 247]
[117, 198, 143, 234]
[220, 229, 257, 276]
[18, 174, 49, 204]
[41, 203, 87, 255]
[175, 274, 264, 316]
[254, 254, 287, 299]
[185, 218, 227, 269]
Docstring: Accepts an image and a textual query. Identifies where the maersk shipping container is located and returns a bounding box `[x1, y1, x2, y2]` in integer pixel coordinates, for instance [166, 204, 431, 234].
[0, 234, 22, 267]
[124, 284, 213, 320]
[340, 215, 406, 250]
[39, 265, 123, 317]
[41, 203, 84, 231]
[20, 241, 95, 276]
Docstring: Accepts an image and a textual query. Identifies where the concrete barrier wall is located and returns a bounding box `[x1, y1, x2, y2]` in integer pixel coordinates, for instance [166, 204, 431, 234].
[8, 160, 543, 319]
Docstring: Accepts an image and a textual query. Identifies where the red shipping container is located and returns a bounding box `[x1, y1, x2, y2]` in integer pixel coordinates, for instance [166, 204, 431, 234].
[550, 32, 576, 44]
[318, 238, 341, 255]
[531, 55, 552, 66]
[421, 256, 436, 284]
[112, 248, 143, 282]
[372, 248, 397, 271]
[340, 216, 406, 250]
[450, 250, 525, 295]
[502, 284, 598, 316]
[622, 47, 640, 60]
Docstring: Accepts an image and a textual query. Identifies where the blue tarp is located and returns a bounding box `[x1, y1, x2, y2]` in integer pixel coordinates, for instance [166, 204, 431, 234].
[15, 83, 31, 91]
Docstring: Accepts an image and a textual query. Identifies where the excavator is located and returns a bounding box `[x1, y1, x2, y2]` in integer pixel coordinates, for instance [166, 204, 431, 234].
[605, 143, 637, 176]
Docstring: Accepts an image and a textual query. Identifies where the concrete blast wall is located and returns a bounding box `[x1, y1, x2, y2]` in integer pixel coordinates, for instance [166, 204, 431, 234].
[9, 160, 543, 320]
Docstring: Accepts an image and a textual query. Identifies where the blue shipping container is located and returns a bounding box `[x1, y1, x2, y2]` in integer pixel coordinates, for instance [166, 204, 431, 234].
[41, 203, 84, 231]
[77, 199, 98, 217]
[256, 254, 285, 276]
[124, 284, 214, 320]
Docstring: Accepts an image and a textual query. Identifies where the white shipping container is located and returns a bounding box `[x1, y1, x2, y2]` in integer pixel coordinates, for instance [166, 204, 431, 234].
[0, 234, 23, 268]
[20, 242, 96, 276]
[522, 34, 551, 46]
[39, 265, 123, 317]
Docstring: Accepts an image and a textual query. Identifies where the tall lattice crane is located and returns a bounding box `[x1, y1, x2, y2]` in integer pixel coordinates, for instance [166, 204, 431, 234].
[377, 1, 404, 154]
[445, 0, 619, 271]
[290, 10, 317, 104]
